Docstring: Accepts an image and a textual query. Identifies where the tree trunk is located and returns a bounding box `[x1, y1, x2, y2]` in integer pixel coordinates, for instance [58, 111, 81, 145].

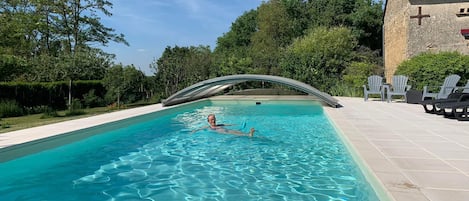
[68, 79, 72, 110]
[117, 90, 120, 108]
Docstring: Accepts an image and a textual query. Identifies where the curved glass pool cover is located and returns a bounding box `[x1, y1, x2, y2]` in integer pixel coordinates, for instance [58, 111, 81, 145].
[0, 100, 379, 200]
[162, 74, 341, 108]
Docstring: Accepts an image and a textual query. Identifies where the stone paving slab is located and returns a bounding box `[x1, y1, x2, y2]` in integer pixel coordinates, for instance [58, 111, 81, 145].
[324, 97, 469, 201]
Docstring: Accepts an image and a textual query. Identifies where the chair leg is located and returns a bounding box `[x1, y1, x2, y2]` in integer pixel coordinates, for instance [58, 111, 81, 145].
[422, 104, 435, 113]
[457, 106, 469, 121]
[444, 106, 460, 119]
[434, 105, 444, 115]
[452, 106, 467, 120]
[442, 107, 452, 118]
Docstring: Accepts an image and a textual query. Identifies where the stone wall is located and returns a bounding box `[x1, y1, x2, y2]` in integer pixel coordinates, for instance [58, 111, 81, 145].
[408, 2, 469, 58]
[384, 0, 410, 83]
[384, 0, 469, 83]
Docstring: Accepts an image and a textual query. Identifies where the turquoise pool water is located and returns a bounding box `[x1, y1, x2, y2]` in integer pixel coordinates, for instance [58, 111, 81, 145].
[0, 100, 379, 200]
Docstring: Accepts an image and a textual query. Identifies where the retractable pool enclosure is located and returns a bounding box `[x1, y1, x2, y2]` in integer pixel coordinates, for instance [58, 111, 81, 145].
[162, 74, 341, 108]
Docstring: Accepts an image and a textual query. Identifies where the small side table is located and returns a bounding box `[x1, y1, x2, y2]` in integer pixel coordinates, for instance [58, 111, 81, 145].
[406, 89, 423, 104]
[382, 84, 391, 101]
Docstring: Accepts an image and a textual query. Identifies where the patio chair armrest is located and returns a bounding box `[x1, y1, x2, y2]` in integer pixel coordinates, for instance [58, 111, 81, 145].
[456, 87, 469, 92]
[459, 93, 469, 101]
[442, 86, 456, 89]
[406, 85, 411, 91]
[423, 85, 433, 93]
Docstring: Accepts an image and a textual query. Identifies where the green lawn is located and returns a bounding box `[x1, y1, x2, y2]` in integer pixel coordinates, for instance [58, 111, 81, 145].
[0, 105, 149, 134]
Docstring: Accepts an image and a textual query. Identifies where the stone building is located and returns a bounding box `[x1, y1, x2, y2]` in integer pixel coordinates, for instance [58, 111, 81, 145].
[383, 0, 469, 82]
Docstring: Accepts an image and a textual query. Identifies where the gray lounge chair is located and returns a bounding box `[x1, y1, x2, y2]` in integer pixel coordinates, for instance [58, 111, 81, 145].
[421, 92, 467, 114]
[421, 74, 460, 101]
[421, 80, 469, 114]
[437, 94, 469, 120]
[387, 75, 411, 102]
[363, 75, 384, 101]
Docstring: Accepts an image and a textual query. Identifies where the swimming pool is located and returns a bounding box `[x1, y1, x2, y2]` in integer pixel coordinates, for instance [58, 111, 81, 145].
[0, 100, 380, 200]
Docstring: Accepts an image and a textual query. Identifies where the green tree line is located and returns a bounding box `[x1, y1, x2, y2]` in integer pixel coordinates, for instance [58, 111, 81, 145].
[151, 0, 385, 97]
[1, 0, 385, 117]
[0, 0, 151, 112]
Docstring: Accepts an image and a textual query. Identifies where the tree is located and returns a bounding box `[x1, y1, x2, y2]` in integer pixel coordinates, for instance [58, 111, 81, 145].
[213, 9, 257, 76]
[103, 65, 124, 107]
[49, 0, 128, 107]
[151, 46, 212, 98]
[280, 26, 357, 92]
[0, 0, 128, 107]
[215, 10, 258, 54]
[348, 0, 384, 51]
[0, 54, 28, 81]
[103, 64, 145, 107]
[305, 0, 383, 51]
[251, 0, 296, 74]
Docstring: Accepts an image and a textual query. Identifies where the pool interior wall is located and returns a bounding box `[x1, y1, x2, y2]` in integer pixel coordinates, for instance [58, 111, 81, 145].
[325, 111, 392, 201]
[0, 100, 211, 163]
[0, 97, 389, 200]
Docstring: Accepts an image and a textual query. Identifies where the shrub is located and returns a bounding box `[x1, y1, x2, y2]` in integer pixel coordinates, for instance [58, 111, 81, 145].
[329, 82, 362, 97]
[65, 99, 85, 116]
[343, 61, 381, 90]
[0, 100, 24, 117]
[395, 52, 469, 90]
[40, 107, 60, 119]
[0, 80, 105, 110]
[2, 122, 10, 128]
[280, 26, 357, 93]
[24, 105, 50, 115]
[83, 89, 105, 108]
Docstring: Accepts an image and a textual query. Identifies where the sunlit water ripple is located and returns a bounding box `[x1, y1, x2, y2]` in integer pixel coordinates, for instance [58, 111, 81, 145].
[0, 101, 378, 201]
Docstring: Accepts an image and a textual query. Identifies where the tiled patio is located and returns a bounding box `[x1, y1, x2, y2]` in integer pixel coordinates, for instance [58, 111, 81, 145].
[325, 97, 469, 201]
[1, 96, 469, 201]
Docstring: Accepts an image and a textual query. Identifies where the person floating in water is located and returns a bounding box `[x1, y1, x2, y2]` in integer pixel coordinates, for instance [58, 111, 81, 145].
[193, 114, 255, 137]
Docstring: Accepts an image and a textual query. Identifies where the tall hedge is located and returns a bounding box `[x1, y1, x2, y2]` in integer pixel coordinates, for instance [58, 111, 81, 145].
[395, 52, 469, 90]
[0, 80, 105, 109]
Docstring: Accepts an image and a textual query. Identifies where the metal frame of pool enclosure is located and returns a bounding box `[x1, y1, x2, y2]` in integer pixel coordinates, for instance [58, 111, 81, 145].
[162, 74, 341, 108]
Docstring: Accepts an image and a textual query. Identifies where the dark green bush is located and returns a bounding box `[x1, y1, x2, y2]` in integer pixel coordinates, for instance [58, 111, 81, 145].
[65, 99, 85, 116]
[343, 61, 382, 93]
[24, 105, 50, 115]
[2, 122, 10, 128]
[40, 107, 60, 119]
[395, 52, 469, 90]
[329, 81, 362, 97]
[82, 89, 105, 108]
[0, 100, 24, 117]
[0, 80, 105, 109]
[280, 26, 357, 93]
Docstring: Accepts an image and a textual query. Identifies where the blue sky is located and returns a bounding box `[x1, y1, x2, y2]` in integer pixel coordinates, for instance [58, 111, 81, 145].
[99, 0, 263, 75]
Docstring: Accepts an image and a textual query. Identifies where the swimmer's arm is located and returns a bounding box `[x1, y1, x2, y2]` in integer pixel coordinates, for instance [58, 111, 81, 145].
[217, 123, 236, 127]
[191, 126, 209, 133]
